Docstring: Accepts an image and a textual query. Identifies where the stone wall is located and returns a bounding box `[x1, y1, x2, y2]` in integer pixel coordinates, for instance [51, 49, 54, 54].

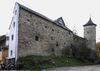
[73, 35, 86, 58]
[18, 8, 73, 57]
[73, 35, 86, 49]
[84, 26, 96, 51]
[72, 34, 91, 59]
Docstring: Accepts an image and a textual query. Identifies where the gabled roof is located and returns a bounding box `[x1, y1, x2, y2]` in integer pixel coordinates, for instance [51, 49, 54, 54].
[54, 17, 71, 31]
[54, 17, 65, 27]
[0, 35, 6, 42]
[83, 18, 97, 27]
[16, 2, 73, 32]
[17, 2, 54, 23]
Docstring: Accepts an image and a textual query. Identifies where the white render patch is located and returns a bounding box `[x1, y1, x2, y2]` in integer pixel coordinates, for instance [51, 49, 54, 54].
[8, 3, 19, 61]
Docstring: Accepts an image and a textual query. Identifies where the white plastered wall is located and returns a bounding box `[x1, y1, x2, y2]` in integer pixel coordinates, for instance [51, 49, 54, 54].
[8, 3, 19, 61]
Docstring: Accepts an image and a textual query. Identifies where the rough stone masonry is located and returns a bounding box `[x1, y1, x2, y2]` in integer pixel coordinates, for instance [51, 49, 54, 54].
[8, 2, 97, 61]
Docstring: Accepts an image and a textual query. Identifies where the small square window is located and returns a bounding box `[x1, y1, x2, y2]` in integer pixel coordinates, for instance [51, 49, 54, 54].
[35, 36, 39, 41]
[56, 42, 59, 46]
[27, 19, 30, 22]
[51, 48, 54, 52]
[45, 26, 48, 28]
[51, 36, 54, 40]
[87, 31, 89, 34]
[52, 29, 54, 31]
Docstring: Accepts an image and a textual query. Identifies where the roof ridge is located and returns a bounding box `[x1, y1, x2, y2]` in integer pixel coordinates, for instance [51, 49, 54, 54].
[16, 2, 73, 32]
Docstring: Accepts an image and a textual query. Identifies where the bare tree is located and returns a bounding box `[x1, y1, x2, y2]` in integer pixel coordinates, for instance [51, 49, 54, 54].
[73, 26, 77, 35]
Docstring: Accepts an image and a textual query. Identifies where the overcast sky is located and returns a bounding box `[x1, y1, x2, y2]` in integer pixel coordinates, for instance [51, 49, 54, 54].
[0, 0, 100, 42]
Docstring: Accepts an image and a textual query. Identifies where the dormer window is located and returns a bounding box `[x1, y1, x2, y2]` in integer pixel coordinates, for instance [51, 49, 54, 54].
[55, 17, 65, 27]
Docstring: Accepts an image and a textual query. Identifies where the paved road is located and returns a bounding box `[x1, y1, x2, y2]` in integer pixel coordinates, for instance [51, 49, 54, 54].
[45, 65, 100, 71]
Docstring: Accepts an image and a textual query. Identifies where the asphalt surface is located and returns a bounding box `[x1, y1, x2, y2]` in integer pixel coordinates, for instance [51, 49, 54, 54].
[45, 65, 100, 71]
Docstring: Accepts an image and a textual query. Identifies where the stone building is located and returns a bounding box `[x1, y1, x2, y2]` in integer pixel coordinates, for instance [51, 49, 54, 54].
[0, 2, 97, 66]
[84, 18, 97, 51]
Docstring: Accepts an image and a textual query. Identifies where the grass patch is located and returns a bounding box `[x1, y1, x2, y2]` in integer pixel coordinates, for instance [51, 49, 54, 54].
[17, 55, 94, 70]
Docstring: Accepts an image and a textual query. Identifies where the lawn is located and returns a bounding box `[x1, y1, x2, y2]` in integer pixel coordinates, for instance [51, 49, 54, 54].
[17, 55, 94, 70]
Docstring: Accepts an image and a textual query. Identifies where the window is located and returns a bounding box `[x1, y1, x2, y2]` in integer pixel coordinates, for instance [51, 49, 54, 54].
[45, 26, 48, 28]
[13, 22, 15, 27]
[51, 48, 54, 52]
[52, 29, 54, 31]
[11, 35, 14, 40]
[56, 42, 59, 46]
[27, 19, 30, 22]
[87, 31, 89, 34]
[51, 36, 54, 40]
[35, 36, 39, 41]
[10, 50, 13, 56]
[15, 10, 17, 15]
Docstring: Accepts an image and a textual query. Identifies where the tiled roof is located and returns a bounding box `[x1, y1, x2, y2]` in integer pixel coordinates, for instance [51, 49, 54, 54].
[16, 2, 73, 32]
[54, 17, 71, 31]
[83, 18, 97, 27]
[0, 35, 6, 42]
[54, 17, 65, 27]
